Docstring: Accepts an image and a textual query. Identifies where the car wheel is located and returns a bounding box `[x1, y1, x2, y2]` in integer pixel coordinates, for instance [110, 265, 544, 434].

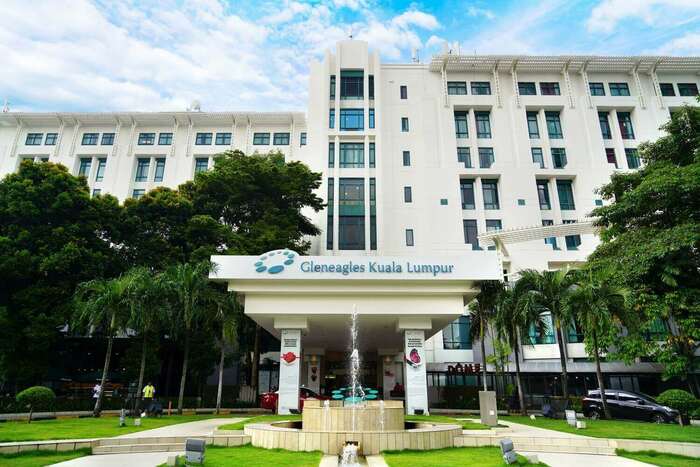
[651, 414, 665, 424]
[588, 409, 601, 420]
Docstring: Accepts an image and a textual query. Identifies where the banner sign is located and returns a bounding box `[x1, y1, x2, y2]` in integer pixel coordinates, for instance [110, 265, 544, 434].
[404, 330, 428, 415]
[277, 329, 301, 415]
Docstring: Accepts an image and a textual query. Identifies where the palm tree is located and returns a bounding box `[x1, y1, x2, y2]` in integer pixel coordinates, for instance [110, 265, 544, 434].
[469, 280, 505, 391]
[214, 291, 239, 414]
[567, 270, 628, 419]
[74, 272, 137, 416]
[517, 269, 576, 400]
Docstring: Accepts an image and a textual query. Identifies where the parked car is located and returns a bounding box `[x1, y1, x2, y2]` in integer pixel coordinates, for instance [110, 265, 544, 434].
[582, 389, 679, 423]
[260, 387, 330, 412]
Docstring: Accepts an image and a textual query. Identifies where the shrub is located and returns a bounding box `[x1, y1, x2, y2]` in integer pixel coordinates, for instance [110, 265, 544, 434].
[16, 386, 56, 420]
[568, 396, 583, 413]
[692, 407, 700, 420]
[656, 389, 698, 417]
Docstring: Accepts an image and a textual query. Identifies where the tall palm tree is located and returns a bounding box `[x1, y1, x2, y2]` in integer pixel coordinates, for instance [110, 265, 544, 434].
[469, 280, 505, 391]
[517, 269, 576, 400]
[214, 291, 240, 414]
[567, 270, 628, 419]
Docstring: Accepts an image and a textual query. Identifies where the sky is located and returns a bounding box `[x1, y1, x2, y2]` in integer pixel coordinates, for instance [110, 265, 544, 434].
[1, 0, 699, 113]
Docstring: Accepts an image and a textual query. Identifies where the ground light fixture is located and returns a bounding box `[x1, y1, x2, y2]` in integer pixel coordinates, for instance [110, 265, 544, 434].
[185, 438, 205, 464]
[500, 438, 517, 464]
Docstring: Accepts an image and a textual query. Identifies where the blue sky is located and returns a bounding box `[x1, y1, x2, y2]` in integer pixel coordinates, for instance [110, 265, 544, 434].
[1, 0, 699, 113]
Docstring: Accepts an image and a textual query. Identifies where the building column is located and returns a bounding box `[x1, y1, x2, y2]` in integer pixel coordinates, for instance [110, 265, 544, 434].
[403, 329, 428, 415]
[277, 328, 302, 414]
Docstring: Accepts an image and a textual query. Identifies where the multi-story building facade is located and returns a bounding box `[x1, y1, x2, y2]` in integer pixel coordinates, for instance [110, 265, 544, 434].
[1, 40, 698, 403]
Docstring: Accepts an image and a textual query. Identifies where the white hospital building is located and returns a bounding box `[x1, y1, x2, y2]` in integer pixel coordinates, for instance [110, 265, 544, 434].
[1, 40, 698, 410]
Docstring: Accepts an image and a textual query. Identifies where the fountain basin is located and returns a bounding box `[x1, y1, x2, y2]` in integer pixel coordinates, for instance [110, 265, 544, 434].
[302, 400, 404, 432]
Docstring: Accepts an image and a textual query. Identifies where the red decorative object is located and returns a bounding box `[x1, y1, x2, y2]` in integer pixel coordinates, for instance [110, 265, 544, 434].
[406, 348, 422, 367]
[281, 351, 297, 365]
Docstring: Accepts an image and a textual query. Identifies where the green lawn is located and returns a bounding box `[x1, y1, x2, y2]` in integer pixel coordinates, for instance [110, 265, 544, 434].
[406, 414, 490, 430]
[502, 416, 700, 443]
[0, 414, 236, 442]
[218, 414, 302, 431]
[160, 445, 322, 467]
[0, 448, 90, 467]
[617, 449, 700, 467]
[383, 446, 546, 467]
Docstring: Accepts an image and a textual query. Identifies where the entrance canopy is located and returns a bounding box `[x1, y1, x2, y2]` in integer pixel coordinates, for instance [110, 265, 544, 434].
[210, 251, 501, 351]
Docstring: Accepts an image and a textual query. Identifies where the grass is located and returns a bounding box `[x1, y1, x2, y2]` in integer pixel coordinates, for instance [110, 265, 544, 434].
[501, 415, 700, 444]
[406, 414, 490, 430]
[159, 445, 322, 467]
[218, 414, 302, 431]
[616, 449, 700, 467]
[383, 446, 546, 467]
[0, 447, 90, 467]
[0, 414, 237, 442]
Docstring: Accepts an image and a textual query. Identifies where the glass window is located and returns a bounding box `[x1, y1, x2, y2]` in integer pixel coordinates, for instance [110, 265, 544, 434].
[326, 178, 334, 249]
[273, 133, 290, 145]
[617, 112, 635, 139]
[454, 111, 468, 138]
[135, 158, 150, 181]
[644, 317, 669, 341]
[482, 179, 499, 209]
[216, 132, 232, 145]
[563, 219, 581, 250]
[557, 180, 576, 210]
[137, 133, 155, 145]
[589, 82, 605, 96]
[545, 111, 563, 139]
[340, 109, 364, 131]
[25, 133, 43, 145]
[551, 148, 567, 168]
[78, 158, 92, 177]
[471, 81, 491, 95]
[329, 109, 335, 129]
[369, 143, 375, 168]
[369, 108, 375, 129]
[101, 133, 115, 145]
[527, 111, 540, 138]
[158, 132, 173, 145]
[404, 186, 412, 203]
[625, 148, 641, 169]
[400, 85, 407, 99]
[598, 112, 612, 139]
[528, 313, 555, 344]
[460, 179, 475, 209]
[606, 148, 617, 167]
[532, 147, 545, 168]
[368, 75, 374, 99]
[339, 178, 365, 250]
[39, 157, 48, 162]
[329, 75, 336, 99]
[659, 83, 675, 96]
[401, 117, 409, 132]
[195, 132, 212, 145]
[536, 179, 551, 210]
[328, 142, 335, 168]
[154, 158, 166, 182]
[609, 82, 630, 96]
[463, 219, 479, 249]
[92, 188, 101, 197]
[486, 219, 502, 231]
[542, 219, 558, 249]
[677, 83, 698, 96]
[339, 143, 364, 168]
[568, 319, 584, 343]
[447, 81, 468, 95]
[340, 70, 363, 100]
[405, 229, 414, 246]
[82, 133, 99, 145]
[95, 158, 107, 182]
[403, 150, 411, 167]
[300, 132, 307, 146]
[132, 189, 145, 199]
[44, 133, 57, 145]
[457, 147, 471, 168]
[475, 111, 491, 138]
[540, 82, 561, 95]
[194, 157, 209, 174]
[478, 147, 494, 168]
[443, 316, 471, 350]
[518, 82, 536, 95]
[253, 132, 270, 145]
[370, 177, 377, 250]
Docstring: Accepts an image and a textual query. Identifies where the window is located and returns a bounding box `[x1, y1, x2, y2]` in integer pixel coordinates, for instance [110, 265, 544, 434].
[339, 143, 364, 168]
[92, 189, 101, 197]
[78, 158, 92, 177]
[457, 147, 471, 168]
[551, 148, 567, 168]
[545, 111, 563, 139]
[154, 158, 166, 182]
[25, 133, 43, 145]
[644, 317, 669, 342]
[403, 150, 411, 167]
[330, 75, 336, 99]
[598, 112, 612, 139]
[370, 177, 376, 250]
[557, 180, 576, 210]
[536, 179, 551, 210]
[369, 143, 375, 168]
[443, 316, 471, 350]
[609, 82, 630, 96]
[101, 133, 115, 145]
[404, 186, 412, 203]
[158, 132, 172, 145]
[405, 229, 414, 247]
[447, 81, 468, 95]
[216, 132, 232, 145]
[475, 111, 491, 138]
[463, 219, 479, 250]
[540, 82, 560, 95]
[369, 108, 375, 129]
[194, 157, 208, 174]
[340, 70, 363, 100]
[328, 142, 335, 168]
[39, 157, 48, 162]
[401, 117, 409, 132]
[400, 85, 407, 99]
[617, 112, 635, 139]
[273, 132, 290, 145]
[132, 189, 145, 199]
[563, 219, 581, 250]
[478, 147, 494, 168]
[454, 111, 468, 138]
[95, 158, 107, 182]
[253, 132, 270, 145]
[326, 178, 334, 249]
[329, 109, 335, 129]
[531, 147, 545, 168]
[471, 81, 491, 95]
[527, 111, 540, 139]
[659, 83, 675, 96]
[606, 148, 617, 167]
[45, 133, 58, 145]
[460, 179, 475, 209]
[486, 219, 502, 231]
[518, 82, 536, 95]
[195, 132, 212, 145]
[82, 133, 99, 145]
[528, 313, 555, 344]
[542, 219, 558, 249]
[589, 82, 605, 96]
[300, 132, 307, 146]
[137, 132, 155, 145]
[625, 148, 641, 169]
[677, 83, 698, 96]
[568, 319, 584, 343]
[135, 158, 150, 181]
[339, 178, 365, 250]
[340, 109, 364, 131]
[482, 179, 499, 209]
[368, 75, 374, 99]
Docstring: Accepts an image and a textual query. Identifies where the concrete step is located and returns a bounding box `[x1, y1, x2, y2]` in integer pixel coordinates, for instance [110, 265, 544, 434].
[94, 435, 251, 454]
[453, 435, 616, 455]
[94, 443, 185, 454]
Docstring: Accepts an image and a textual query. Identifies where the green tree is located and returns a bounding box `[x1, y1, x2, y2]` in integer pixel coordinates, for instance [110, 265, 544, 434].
[469, 281, 504, 391]
[213, 291, 240, 414]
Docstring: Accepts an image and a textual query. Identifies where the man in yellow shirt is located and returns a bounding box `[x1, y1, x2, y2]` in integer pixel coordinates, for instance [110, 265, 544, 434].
[142, 382, 155, 415]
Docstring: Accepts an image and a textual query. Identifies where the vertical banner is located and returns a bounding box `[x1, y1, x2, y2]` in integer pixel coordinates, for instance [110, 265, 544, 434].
[278, 329, 301, 414]
[404, 330, 428, 415]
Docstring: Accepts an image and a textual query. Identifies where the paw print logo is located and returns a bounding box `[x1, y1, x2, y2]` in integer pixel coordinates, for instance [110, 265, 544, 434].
[254, 250, 297, 275]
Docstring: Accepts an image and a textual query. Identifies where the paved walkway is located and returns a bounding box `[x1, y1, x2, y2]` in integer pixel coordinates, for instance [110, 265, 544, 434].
[53, 451, 181, 467]
[520, 452, 654, 467]
[460, 417, 594, 438]
[117, 417, 244, 438]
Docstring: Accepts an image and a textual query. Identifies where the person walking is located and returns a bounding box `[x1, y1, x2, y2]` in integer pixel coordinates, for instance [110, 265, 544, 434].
[142, 382, 155, 415]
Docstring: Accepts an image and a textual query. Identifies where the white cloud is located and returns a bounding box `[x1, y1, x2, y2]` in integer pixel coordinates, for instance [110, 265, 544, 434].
[392, 10, 440, 30]
[655, 32, 700, 54]
[587, 0, 700, 33]
[332, 0, 367, 10]
[467, 7, 495, 20]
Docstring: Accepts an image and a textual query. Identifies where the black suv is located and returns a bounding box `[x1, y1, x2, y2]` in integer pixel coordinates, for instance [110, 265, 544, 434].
[582, 389, 679, 423]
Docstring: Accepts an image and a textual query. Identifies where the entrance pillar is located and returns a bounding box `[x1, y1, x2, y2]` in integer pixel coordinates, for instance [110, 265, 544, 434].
[277, 328, 302, 414]
[398, 317, 431, 415]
